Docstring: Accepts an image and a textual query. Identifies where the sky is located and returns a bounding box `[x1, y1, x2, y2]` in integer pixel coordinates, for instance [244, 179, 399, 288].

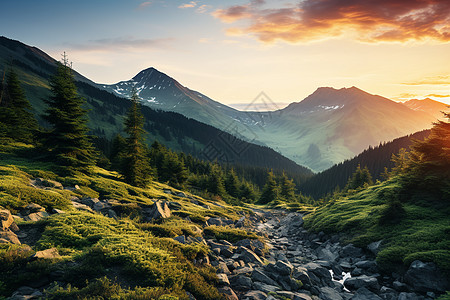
[1, 0, 450, 106]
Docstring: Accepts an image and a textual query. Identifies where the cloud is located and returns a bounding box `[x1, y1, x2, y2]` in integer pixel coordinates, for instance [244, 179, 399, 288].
[426, 93, 450, 98]
[179, 1, 197, 9]
[402, 75, 450, 85]
[196, 4, 212, 14]
[66, 37, 174, 53]
[138, 1, 152, 9]
[212, 0, 450, 43]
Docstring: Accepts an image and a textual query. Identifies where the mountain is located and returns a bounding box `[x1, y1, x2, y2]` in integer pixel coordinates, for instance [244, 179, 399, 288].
[99, 68, 437, 172]
[299, 129, 431, 199]
[0, 36, 312, 177]
[402, 98, 449, 120]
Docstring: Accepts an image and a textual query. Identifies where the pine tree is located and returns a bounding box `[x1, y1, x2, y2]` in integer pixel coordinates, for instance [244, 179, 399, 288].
[121, 88, 151, 187]
[259, 171, 279, 204]
[225, 169, 239, 198]
[279, 171, 296, 201]
[345, 164, 373, 191]
[208, 165, 226, 196]
[42, 56, 96, 174]
[0, 68, 38, 142]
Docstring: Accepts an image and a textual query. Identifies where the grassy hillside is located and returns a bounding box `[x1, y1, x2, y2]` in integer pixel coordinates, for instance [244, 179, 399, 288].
[304, 178, 450, 275]
[0, 142, 259, 299]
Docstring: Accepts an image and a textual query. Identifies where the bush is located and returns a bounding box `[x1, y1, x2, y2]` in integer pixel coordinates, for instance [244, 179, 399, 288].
[203, 226, 258, 243]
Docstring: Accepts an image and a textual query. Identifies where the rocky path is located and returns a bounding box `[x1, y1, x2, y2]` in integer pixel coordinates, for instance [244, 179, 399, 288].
[209, 208, 443, 300]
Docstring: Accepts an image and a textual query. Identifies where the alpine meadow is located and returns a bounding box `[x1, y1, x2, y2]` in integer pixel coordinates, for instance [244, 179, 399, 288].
[0, 1, 449, 300]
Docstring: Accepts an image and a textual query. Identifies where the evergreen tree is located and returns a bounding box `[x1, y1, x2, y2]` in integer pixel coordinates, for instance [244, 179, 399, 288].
[279, 172, 296, 201]
[208, 165, 226, 196]
[259, 171, 279, 204]
[345, 164, 373, 191]
[225, 169, 239, 198]
[42, 57, 96, 174]
[0, 68, 38, 142]
[122, 88, 151, 187]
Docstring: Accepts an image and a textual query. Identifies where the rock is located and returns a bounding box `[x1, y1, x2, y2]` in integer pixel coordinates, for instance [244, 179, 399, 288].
[0, 208, 16, 230]
[32, 248, 61, 260]
[218, 286, 239, 300]
[45, 179, 63, 189]
[0, 230, 20, 244]
[107, 209, 117, 219]
[392, 280, 409, 292]
[344, 275, 380, 293]
[354, 260, 377, 272]
[93, 201, 110, 212]
[217, 273, 230, 286]
[176, 191, 187, 197]
[242, 290, 267, 300]
[251, 269, 278, 286]
[142, 200, 171, 221]
[398, 292, 420, 300]
[218, 262, 231, 274]
[20, 203, 45, 216]
[22, 211, 50, 222]
[318, 247, 339, 262]
[174, 235, 186, 244]
[51, 208, 65, 214]
[253, 282, 280, 293]
[320, 287, 343, 300]
[293, 267, 311, 285]
[239, 246, 264, 266]
[341, 244, 363, 258]
[274, 260, 294, 276]
[404, 260, 448, 293]
[236, 239, 265, 254]
[71, 201, 94, 213]
[304, 262, 332, 285]
[277, 291, 312, 300]
[207, 217, 234, 226]
[350, 287, 382, 300]
[367, 240, 383, 255]
[9, 286, 43, 300]
[163, 189, 172, 194]
[80, 197, 100, 207]
[229, 275, 253, 290]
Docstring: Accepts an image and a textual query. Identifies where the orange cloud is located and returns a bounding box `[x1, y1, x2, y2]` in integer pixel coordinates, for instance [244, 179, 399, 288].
[212, 0, 450, 43]
[426, 94, 450, 98]
[179, 1, 197, 9]
[402, 75, 450, 85]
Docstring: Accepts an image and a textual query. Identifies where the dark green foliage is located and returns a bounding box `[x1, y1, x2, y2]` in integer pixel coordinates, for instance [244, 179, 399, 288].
[42, 60, 97, 175]
[379, 198, 406, 225]
[345, 164, 373, 191]
[207, 165, 226, 197]
[224, 169, 239, 198]
[0, 68, 38, 142]
[279, 171, 296, 201]
[121, 89, 152, 187]
[299, 130, 430, 199]
[259, 171, 279, 204]
[203, 226, 258, 243]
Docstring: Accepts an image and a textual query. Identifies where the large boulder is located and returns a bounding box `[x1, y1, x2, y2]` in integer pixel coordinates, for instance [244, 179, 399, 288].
[319, 287, 343, 300]
[350, 287, 382, 300]
[239, 246, 264, 266]
[0, 230, 21, 244]
[273, 260, 294, 276]
[344, 275, 380, 293]
[404, 260, 448, 293]
[229, 275, 253, 290]
[32, 248, 61, 260]
[20, 203, 45, 216]
[142, 200, 171, 221]
[22, 211, 50, 222]
[242, 290, 267, 300]
[252, 269, 278, 286]
[0, 208, 18, 231]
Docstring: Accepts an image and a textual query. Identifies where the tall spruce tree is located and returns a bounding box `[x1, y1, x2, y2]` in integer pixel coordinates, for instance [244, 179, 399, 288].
[122, 88, 151, 187]
[42, 55, 96, 174]
[345, 164, 373, 190]
[279, 171, 296, 201]
[0, 68, 38, 142]
[259, 171, 279, 204]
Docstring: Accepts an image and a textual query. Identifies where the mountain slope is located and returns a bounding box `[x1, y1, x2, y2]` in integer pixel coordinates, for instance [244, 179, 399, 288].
[403, 98, 449, 120]
[99, 67, 438, 171]
[0, 36, 312, 177]
[299, 129, 431, 199]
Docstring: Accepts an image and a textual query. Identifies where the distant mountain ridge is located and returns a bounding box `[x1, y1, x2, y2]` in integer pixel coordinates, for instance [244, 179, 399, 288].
[402, 98, 449, 120]
[99, 68, 442, 171]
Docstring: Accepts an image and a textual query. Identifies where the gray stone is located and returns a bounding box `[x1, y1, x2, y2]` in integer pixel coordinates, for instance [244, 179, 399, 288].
[80, 197, 100, 207]
[0, 230, 20, 244]
[304, 262, 332, 284]
[318, 247, 339, 262]
[93, 201, 110, 212]
[229, 275, 253, 290]
[20, 203, 45, 216]
[143, 200, 171, 220]
[33, 248, 61, 260]
[217, 273, 230, 286]
[239, 246, 264, 266]
[293, 266, 311, 285]
[277, 291, 312, 300]
[252, 282, 280, 294]
[398, 292, 420, 300]
[174, 235, 186, 244]
[0, 208, 16, 230]
[341, 244, 363, 258]
[344, 275, 380, 293]
[404, 260, 448, 293]
[23, 211, 50, 222]
[218, 262, 231, 274]
[51, 208, 65, 214]
[393, 280, 408, 292]
[107, 209, 117, 219]
[274, 260, 294, 276]
[367, 240, 383, 255]
[207, 217, 234, 226]
[251, 269, 278, 286]
[350, 287, 382, 300]
[354, 260, 377, 272]
[242, 290, 267, 300]
[218, 286, 239, 300]
[320, 287, 343, 300]
[71, 201, 94, 213]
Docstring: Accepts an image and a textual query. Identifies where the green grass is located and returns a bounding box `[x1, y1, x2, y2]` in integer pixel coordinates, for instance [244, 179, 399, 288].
[304, 178, 450, 275]
[203, 225, 259, 243]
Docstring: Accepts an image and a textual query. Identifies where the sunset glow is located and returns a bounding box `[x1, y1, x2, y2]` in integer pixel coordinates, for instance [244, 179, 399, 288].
[2, 0, 449, 105]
